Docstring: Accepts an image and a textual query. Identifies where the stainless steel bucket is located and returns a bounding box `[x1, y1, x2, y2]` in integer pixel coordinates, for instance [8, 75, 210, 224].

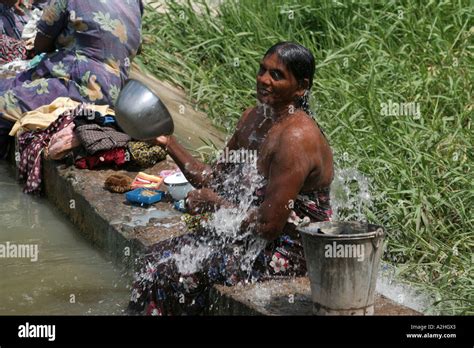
[298, 221, 385, 315]
[115, 79, 174, 140]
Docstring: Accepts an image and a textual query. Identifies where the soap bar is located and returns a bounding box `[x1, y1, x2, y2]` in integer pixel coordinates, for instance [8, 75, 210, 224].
[131, 172, 163, 190]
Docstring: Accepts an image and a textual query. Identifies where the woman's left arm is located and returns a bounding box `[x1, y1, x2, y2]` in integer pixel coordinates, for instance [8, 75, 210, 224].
[34, 0, 68, 54]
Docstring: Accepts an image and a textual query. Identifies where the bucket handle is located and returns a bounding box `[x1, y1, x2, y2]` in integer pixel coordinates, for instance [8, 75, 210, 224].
[371, 228, 384, 249]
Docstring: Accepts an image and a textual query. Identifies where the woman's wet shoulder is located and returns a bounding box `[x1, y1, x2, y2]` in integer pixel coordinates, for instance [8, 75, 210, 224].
[283, 112, 319, 135]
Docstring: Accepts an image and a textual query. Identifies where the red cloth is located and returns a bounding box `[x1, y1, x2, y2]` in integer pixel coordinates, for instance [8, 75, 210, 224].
[75, 148, 128, 170]
[0, 34, 27, 64]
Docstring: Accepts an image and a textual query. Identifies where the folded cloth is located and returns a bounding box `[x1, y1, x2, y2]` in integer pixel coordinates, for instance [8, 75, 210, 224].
[74, 112, 119, 129]
[9, 97, 115, 135]
[127, 141, 167, 168]
[0, 58, 30, 78]
[74, 124, 131, 155]
[44, 123, 81, 160]
[0, 33, 27, 65]
[104, 173, 133, 193]
[75, 148, 128, 170]
[18, 105, 83, 194]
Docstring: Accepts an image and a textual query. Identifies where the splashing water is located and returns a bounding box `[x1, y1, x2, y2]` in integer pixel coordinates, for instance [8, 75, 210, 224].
[163, 161, 267, 278]
[329, 168, 373, 222]
[377, 262, 437, 314]
[172, 244, 213, 275]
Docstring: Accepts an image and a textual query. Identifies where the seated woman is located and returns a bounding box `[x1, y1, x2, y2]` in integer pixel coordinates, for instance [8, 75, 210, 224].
[129, 42, 334, 316]
[0, 0, 143, 157]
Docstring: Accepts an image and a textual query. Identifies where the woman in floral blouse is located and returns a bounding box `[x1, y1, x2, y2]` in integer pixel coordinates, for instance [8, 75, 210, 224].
[0, 0, 143, 156]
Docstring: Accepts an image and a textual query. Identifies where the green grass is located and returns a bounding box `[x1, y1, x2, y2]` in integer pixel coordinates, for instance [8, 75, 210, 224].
[140, 0, 474, 314]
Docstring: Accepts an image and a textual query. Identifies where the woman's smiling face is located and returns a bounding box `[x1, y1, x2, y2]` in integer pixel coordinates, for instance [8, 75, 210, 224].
[256, 53, 304, 108]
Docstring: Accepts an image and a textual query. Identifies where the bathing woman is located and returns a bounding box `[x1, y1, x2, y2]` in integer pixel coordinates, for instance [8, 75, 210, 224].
[129, 42, 334, 315]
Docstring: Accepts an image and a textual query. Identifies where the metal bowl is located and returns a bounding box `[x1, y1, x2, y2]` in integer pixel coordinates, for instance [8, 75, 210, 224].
[115, 79, 174, 140]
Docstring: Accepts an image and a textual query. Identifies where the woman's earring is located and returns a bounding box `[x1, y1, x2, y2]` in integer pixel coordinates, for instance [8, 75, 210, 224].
[298, 90, 309, 106]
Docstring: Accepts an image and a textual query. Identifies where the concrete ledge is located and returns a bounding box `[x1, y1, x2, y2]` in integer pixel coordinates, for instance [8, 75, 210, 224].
[42, 158, 187, 268]
[210, 277, 421, 316]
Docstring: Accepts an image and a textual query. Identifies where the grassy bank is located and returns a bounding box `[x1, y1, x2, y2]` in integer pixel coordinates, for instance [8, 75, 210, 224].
[140, 0, 473, 314]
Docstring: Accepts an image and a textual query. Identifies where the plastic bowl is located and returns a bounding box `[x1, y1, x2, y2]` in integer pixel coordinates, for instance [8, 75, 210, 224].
[164, 173, 194, 201]
[115, 79, 174, 140]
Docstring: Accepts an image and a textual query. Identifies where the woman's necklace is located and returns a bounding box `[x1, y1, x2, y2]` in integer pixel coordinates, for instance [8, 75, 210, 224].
[257, 104, 273, 129]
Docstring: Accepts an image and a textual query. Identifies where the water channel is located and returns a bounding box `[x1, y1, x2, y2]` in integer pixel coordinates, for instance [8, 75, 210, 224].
[0, 162, 131, 315]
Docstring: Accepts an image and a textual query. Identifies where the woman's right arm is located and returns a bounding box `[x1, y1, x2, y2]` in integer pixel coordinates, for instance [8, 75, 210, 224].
[155, 135, 212, 188]
[155, 107, 253, 188]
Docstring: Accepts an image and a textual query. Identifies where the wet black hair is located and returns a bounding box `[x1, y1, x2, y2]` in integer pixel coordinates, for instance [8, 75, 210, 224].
[264, 41, 316, 115]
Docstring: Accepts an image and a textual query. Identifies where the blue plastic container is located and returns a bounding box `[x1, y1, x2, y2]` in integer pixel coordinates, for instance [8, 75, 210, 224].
[125, 188, 165, 206]
[173, 199, 187, 213]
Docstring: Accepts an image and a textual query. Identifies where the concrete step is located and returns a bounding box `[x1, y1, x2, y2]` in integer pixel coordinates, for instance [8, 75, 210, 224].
[42, 158, 186, 267]
[209, 277, 421, 315]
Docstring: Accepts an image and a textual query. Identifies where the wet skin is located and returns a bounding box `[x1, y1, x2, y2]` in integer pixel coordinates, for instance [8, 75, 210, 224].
[156, 53, 334, 241]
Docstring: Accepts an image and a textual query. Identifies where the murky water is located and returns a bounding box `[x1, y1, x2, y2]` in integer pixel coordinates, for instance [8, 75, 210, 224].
[0, 162, 130, 315]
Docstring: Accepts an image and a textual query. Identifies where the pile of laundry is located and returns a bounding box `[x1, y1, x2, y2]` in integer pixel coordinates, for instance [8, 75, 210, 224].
[14, 97, 168, 194]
